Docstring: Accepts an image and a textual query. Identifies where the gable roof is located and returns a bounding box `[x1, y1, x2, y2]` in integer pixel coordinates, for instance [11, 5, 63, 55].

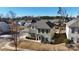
[66, 18, 79, 27]
[49, 19, 59, 23]
[70, 20, 79, 27]
[32, 20, 54, 29]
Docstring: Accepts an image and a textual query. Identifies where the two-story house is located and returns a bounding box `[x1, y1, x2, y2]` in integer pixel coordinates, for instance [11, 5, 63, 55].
[66, 18, 79, 44]
[28, 20, 55, 43]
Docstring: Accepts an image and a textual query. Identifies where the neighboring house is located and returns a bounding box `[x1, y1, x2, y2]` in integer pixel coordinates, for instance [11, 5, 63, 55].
[24, 19, 37, 27]
[28, 20, 55, 43]
[18, 20, 25, 26]
[18, 19, 37, 27]
[24, 21, 31, 27]
[66, 18, 79, 44]
[24, 20, 32, 27]
[0, 22, 10, 34]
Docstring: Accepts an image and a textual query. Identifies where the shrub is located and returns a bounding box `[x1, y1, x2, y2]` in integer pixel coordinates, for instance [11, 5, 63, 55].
[66, 39, 70, 44]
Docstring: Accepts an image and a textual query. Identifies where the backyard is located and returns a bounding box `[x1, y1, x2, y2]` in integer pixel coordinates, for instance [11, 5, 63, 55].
[8, 39, 79, 51]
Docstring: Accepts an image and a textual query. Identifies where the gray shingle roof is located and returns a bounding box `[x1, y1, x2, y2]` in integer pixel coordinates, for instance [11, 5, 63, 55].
[70, 20, 79, 27]
[32, 20, 54, 29]
[29, 29, 36, 34]
[49, 19, 59, 23]
[66, 18, 79, 27]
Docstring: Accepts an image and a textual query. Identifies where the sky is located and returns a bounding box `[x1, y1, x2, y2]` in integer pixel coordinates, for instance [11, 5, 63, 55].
[0, 7, 79, 17]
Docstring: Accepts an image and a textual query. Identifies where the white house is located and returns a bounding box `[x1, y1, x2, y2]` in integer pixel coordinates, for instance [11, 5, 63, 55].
[0, 22, 10, 34]
[66, 18, 79, 44]
[28, 20, 55, 43]
[24, 19, 37, 27]
[24, 20, 32, 27]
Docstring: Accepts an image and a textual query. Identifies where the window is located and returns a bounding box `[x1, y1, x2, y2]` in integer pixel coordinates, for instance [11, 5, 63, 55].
[74, 28, 79, 33]
[71, 37, 74, 40]
[46, 29, 48, 33]
[38, 29, 40, 33]
[42, 29, 44, 33]
[75, 28, 79, 33]
[46, 29, 50, 33]
[70, 37, 74, 43]
[71, 28, 75, 33]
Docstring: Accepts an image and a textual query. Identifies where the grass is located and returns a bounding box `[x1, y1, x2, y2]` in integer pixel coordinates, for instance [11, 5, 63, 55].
[20, 26, 27, 30]
[6, 39, 79, 51]
[10, 39, 70, 51]
[18, 40, 55, 51]
[1, 48, 15, 51]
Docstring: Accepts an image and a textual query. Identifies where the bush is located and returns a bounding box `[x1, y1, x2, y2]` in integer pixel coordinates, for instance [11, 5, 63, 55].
[66, 39, 71, 44]
[66, 39, 74, 44]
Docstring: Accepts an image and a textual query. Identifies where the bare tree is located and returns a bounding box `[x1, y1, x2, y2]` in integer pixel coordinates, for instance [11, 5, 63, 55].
[57, 7, 67, 34]
[6, 13, 9, 19]
[8, 11, 16, 20]
[0, 14, 3, 21]
[8, 11, 18, 51]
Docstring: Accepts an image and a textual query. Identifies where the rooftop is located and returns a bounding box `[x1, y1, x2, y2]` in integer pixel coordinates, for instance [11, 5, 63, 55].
[32, 20, 54, 29]
[66, 18, 79, 27]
